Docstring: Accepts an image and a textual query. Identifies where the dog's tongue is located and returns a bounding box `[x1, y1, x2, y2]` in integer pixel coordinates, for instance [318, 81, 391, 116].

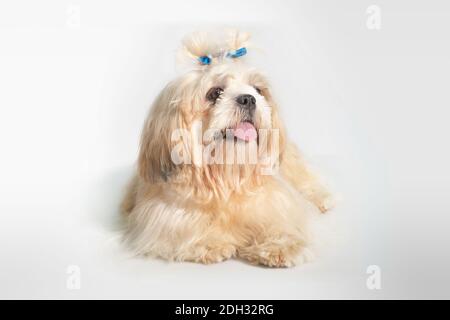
[233, 121, 257, 142]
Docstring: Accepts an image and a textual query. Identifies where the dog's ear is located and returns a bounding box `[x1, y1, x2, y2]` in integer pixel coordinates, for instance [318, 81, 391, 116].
[265, 91, 287, 166]
[138, 82, 186, 182]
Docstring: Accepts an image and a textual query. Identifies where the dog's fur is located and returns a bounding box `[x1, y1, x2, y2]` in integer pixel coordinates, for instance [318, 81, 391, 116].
[121, 31, 333, 267]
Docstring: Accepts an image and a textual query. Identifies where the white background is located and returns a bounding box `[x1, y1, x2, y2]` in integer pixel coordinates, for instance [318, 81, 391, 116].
[1, 0, 449, 299]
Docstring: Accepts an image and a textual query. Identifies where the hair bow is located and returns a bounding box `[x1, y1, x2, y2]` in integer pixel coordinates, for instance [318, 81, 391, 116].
[198, 47, 247, 65]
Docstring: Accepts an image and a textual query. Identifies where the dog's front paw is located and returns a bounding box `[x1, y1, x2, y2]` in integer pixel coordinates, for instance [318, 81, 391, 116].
[258, 246, 298, 268]
[195, 244, 236, 264]
[310, 192, 335, 213]
[261, 246, 314, 268]
[317, 194, 335, 213]
[238, 239, 310, 268]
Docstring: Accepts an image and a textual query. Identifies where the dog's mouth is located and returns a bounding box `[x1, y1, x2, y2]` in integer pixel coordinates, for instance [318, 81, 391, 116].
[220, 119, 258, 143]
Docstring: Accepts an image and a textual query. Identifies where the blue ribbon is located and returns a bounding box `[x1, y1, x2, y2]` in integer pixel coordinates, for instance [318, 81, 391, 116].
[198, 47, 247, 65]
[198, 55, 212, 65]
[226, 47, 247, 59]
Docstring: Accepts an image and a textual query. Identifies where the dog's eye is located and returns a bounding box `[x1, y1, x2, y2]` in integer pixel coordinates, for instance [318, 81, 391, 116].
[206, 87, 224, 103]
[254, 86, 262, 95]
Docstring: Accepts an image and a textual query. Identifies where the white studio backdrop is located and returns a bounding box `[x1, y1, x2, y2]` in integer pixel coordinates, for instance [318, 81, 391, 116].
[0, 0, 449, 299]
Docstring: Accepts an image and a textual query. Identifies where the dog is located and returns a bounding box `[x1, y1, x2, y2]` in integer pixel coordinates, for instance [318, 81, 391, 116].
[121, 30, 333, 267]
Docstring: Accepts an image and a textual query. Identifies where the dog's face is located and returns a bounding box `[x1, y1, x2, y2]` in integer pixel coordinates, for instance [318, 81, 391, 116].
[199, 63, 272, 143]
[138, 33, 286, 186]
[178, 62, 274, 146]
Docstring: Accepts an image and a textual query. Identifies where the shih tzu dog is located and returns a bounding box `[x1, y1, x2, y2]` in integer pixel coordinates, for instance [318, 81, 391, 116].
[121, 30, 333, 267]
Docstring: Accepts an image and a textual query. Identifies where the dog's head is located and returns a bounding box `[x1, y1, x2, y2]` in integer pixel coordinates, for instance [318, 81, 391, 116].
[139, 31, 286, 189]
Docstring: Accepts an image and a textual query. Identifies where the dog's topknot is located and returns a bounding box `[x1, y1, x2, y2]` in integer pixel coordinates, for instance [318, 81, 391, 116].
[177, 29, 251, 67]
[181, 31, 219, 61]
[225, 29, 251, 51]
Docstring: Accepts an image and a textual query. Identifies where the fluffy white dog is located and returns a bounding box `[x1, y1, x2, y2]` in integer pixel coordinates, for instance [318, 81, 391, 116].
[121, 30, 333, 267]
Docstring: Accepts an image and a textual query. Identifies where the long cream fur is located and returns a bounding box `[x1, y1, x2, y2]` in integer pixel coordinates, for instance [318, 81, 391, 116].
[121, 30, 333, 267]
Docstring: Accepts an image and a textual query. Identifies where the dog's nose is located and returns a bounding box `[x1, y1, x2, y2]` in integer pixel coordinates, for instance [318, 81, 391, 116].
[236, 94, 256, 110]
